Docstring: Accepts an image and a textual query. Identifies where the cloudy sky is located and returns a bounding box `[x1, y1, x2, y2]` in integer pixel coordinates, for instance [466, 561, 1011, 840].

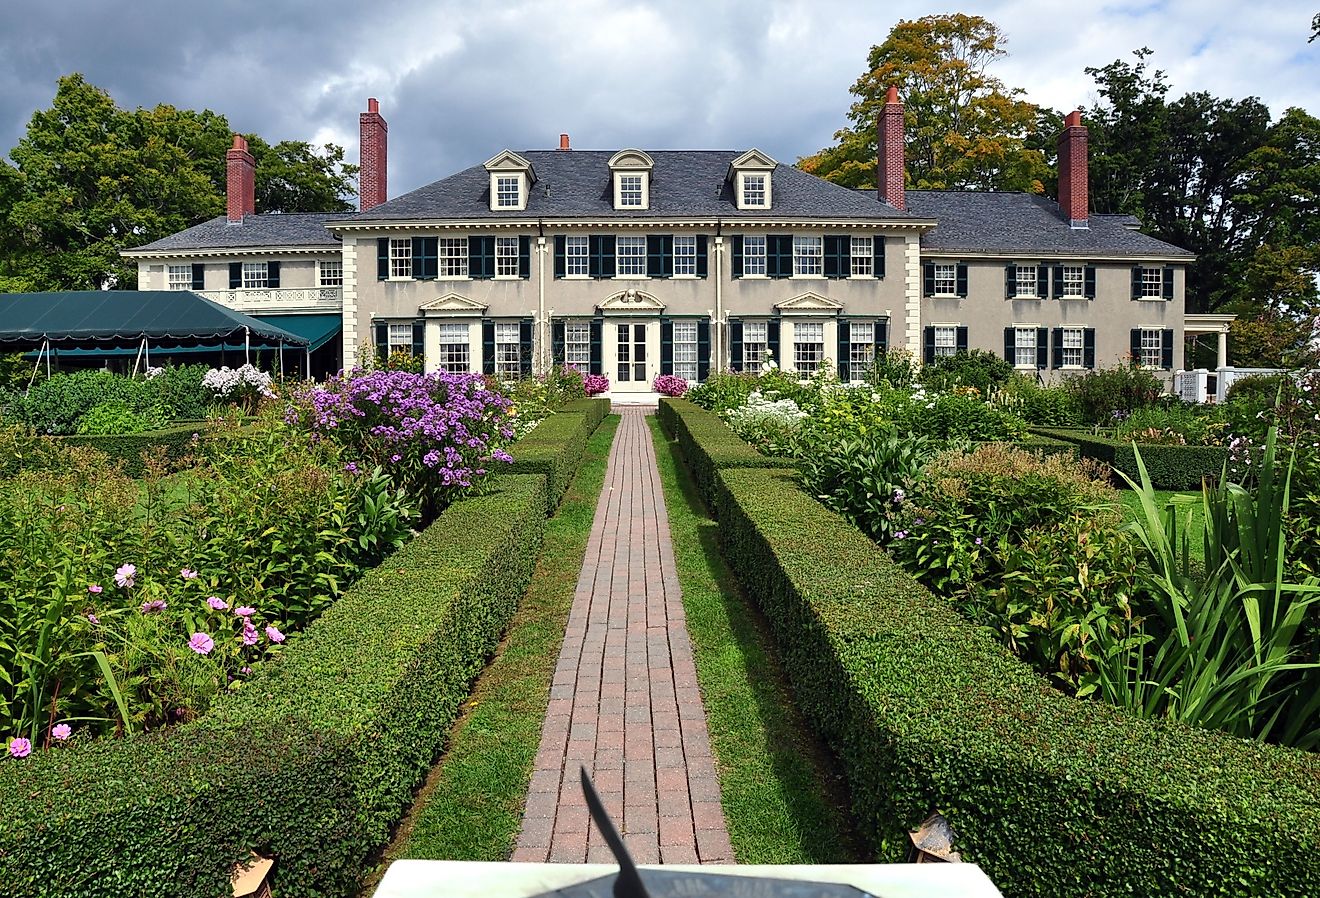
[1, 1, 1317, 198]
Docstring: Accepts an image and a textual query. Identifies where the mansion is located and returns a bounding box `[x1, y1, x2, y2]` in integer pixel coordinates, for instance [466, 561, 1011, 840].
[124, 94, 1203, 390]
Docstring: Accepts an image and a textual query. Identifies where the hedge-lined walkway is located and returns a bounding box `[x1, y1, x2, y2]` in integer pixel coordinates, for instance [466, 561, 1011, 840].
[513, 408, 734, 865]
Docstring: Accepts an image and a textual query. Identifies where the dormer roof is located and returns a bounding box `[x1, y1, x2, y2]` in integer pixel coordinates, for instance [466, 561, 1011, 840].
[483, 150, 536, 182]
[608, 149, 655, 170]
[728, 148, 778, 176]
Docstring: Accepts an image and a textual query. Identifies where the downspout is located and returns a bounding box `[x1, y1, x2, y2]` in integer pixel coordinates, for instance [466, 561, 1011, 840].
[244, 326, 251, 365]
[537, 218, 547, 375]
[714, 219, 724, 371]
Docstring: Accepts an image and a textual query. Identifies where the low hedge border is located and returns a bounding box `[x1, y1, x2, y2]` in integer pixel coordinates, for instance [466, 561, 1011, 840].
[505, 400, 607, 513]
[50, 424, 205, 476]
[0, 473, 548, 898]
[1032, 427, 1227, 489]
[709, 466, 1320, 897]
[560, 397, 609, 433]
[657, 398, 797, 506]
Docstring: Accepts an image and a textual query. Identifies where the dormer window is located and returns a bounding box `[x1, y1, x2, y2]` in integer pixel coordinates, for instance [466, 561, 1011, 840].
[483, 150, 535, 212]
[495, 175, 521, 209]
[741, 173, 767, 207]
[729, 149, 777, 211]
[609, 149, 654, 211]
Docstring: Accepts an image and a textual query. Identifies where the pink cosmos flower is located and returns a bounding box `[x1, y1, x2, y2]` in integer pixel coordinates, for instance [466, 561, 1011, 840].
[180, 568, 198, 580]
[51, 724, 72, 741]
[114, 563, 137, 589]
[8, 738, 31, 759]
[206, 596, 229, 611]
[87, 584, 103, 594]
[265, 625, 285, 644]
[234, 606, 256, 618]
[241, 622, 259, 646]
[240, 666, 252, 675]
[188, 633, 215, 655]
[140, 599, 167, 615]
[87, 613, 100, 625]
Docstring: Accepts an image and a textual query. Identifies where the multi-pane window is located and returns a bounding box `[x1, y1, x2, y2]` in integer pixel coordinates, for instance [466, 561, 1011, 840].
[673, 236, 698, 276]
[793, 321, 824, 373]
[1014, 327, 1037, 368]
[565, 322, 591, 372]
[387, 323, 413, 354]
[1139, 328, 1163, 368]
[495, 237, 520, 277]
[672, 320, 699, 382]
[1062, 265, 1085, 297]
[1061, 327, 1084, 367]
[742, 236, 767, 276]
[437, 322, 470, 373]
[934, 325, 958, 358]
[439, 238, 468, 277]
[933, 263, 957, 295]
[565, 236, 589, 276]
[319, 260, 343, 287]
[1141, 267, 1164, 297]
[167, 265, 192, 290]
[618, 174, 644, 207]
[793, 236, 823, 276]
[617, 235, 647, 276]
[742, 174, 766, 207]
[742, 321, 767, 373]
[849, 321, 875, 379]
[1015, 266, 1037, 297]
[495, 321, 521, 378]
[617, 322, 647, 382]
[495, 176, 520, 208]
[241, 262, 269, 289]
[850, 237, 873, 277]
[389, 238, 412, 278]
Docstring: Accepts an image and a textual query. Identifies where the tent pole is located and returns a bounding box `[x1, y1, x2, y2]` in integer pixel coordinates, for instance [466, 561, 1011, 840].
[28, 339, 48, 391]
[144, 339, 150, 371]
[306, 345, 311, 379]
[279, 342, 285, 378]
[244, 327, 251, 366]
[45, 340, 51, 379]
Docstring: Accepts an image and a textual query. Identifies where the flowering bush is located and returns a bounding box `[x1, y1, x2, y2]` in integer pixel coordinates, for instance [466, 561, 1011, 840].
[583, 373, 610, 397]
[653, 374, 689, 397]
[290, 369, 514, 521]
[724, 391, 808, 457]
[201, 364, 275, 414]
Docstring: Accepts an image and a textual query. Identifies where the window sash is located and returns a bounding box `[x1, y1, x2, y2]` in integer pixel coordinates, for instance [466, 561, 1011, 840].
[565, 322, 591, 371]
[389, 238, 412, 278]
[495, 176, 520, 208]
[495, 321, 521, 377]
[495, 237, 520, 277]
[742, 174, 766, 206]
[1014, 327, 1037, 367]
[1140, 328, 1163, 367]
[849, 237, 873, 277]
[1061, 327, 1085, 367]
[318, 260, 343, 287]
[1141, 268, 1164, 297]
[565, 236, 590, 276]
[439, 238, 468, 277]
[934, 326, 957, 357]
[742, 320, 767, 373]
[1063, 266, 1085, 296]
[673, 236, 697, 276]
[618, 174, 643, 207]
[743, 236, 767, 276]
[1015, 267, 1037, 296]
[933, 264, 957, 295]
[387, 323, 413, 352]
[793, 321, 824, 372]
[167, 265, 192, 290]
[241, 262, 268, 289]
[617, 236, 647, 276]
[849, 321, 874, 377]
[792, 236, 823, 276]
[672, 320, 699, 381]
[437, 322, 470, 373]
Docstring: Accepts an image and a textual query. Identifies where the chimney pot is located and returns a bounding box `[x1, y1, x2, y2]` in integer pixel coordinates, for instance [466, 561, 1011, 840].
[368, 97, 379, 114]
[876, 86, 906, 211]
[886, 85, 899, 104]
[225, 132, 256, 223]
[559, 133, 571, 151]
[359, 98, 389, 212]
[1057, 109, 1089, 229]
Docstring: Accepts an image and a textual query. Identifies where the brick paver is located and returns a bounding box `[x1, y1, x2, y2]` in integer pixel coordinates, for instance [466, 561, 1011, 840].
[513, 407, 734, 865]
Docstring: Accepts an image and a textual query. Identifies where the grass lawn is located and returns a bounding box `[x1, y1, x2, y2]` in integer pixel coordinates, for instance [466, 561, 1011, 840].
[1116, 488, 1206, 562]
[648, 416, 864, 864]
[378, 415, 620, 868]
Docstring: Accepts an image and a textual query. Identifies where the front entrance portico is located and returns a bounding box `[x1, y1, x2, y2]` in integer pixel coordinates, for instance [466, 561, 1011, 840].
[599, 288, 664, 394]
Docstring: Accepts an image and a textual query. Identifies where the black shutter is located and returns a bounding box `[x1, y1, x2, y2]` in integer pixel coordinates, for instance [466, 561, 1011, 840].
[923, 326, 936, 364]
[411, 320, 425, 360]
[767, 319, 780, 361]
[696, 235, 708, 278]
[412, 237, 431, 280]
[1131, 268, 1143, 300]
[519, 236, 531, 279]
[837, 318, 851, 380]
[470, 237, 495, 279]
[554, 235, 566, 279]
[590, 236, 615, 279]
[1130, 328, 1142, 362]
[768, 236, 792, 279]
[1053, 265, 1065, 299]
[1162, 267, 1174, 300]
[481, 319, 496, 374]
[520, 317, 534, 375]
[731, 236, 744, 278]
[697, 318, 711, 381]
[660, 318, 674, 375]
[923, 262, 935, 297]
[648, 235, 666, 278]
[823, 236, 847, 279]
[1004, 264, 1017, 299]
[729, 320, 744, 372]
[1052, 327, 1064, 369]
[1004, 327, 1016, 363]
[1037, 264, 1050, 298]
[1084, 328, 1096, 369]
[377, 238, 388, 280]
[266, 261, 280, 288]
[1084, 266, 1097, 299]
[190, 263, 204, 291]
[589, 318, 603, 375]
[876, 318, 889, 354]
[552, 320, 566, 365]
[374, 322, 388, 362]
[1161, 328, 1175, 369]
[873, 237, 885, 279]
[229, 262, 241, 289]
[956, 326, 969, 352]
[1036, 327, 1049, 369]
[955, 263, 969, 298]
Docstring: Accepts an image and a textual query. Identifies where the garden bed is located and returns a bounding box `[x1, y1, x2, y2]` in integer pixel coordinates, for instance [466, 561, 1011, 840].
[1031, 427, 1227, 489]
[657, 399, 797, 506]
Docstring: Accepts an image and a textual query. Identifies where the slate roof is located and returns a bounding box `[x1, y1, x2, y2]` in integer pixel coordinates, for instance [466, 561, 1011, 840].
[124, 213, 342, 254]
[331, 150, 916, 222]
[905, 190, 1193, 258]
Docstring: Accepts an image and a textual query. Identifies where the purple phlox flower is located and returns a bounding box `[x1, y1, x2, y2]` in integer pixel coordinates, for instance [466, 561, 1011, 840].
[86, 613, 100, 625]
[188, 632, 215, 655]
[87, 584, 102, 594]
[51, 723, 72, 742]
[140, 599, 167, 615]
[114, 563, 137, 589]
[207, 596, 230, 611]
[974, 537, 983, 546]
[8, 738, 32, 759]
[233, 606, 256, 618]
[914, 518, 925, 526]
[265, 625, 286, 644]
[389, 454, 402, 463]
[240, 666, 252, 675]
[180, 568, 198, 580]
[891, 487, 905, 503]
[344, 462, 359, 474]
[492, 449, 513, 464]
[894, 531, 907, 540]
[241, 621, 259, 646]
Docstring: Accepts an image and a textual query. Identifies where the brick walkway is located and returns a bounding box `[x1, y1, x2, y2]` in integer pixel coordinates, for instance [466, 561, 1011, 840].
[512, 407, 734, 865]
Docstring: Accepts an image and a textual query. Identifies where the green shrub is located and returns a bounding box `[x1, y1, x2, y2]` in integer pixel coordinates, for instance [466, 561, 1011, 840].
[7, 370, 152, 435]
[995, 375, 1082, 426]
[559, 397, 609, 433]
[657, 399, 796, 507]
[0, 473, 547, 898]
[1061, 364, 1163, 424]
[74, 400, 169, 435]
[504, 409, 597, 513]
[710, 465, 1320, 897]
[1114, 404, 1226, 446]
[919, 349, 1013, 397]
[146, 365, 212, 421]
[799, 422, 932, 542]
[1033, 427, 1228, 490]
[54, 424, 205, 476]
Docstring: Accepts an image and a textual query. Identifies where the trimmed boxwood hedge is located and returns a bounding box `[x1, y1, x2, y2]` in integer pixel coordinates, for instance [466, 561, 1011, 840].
[505, 402, 606, 513]
[710, 466, 1320, 897]
[0, 473, 548, 898]
[560, 397, 609, 433]
[53, 423, 205, 476]
[657, 398, 796, 506]
[1032, 427, 1227, 489]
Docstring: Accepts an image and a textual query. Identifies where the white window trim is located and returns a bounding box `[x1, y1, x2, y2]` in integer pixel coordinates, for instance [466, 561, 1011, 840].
[167, 264, 193, 291]
[241, 261, 269, 290]
[933, 324, 958, 359]
[564, 321, 591, 372]
[1059, 326, 1086, 369]
[494, 236, 520, 280]
[1138, 326, 1165, 370]
[790, 319, 827, 375]
[932, 262, 958, 297]
[614, 172, 649, 210]
[1137, 267, 1167, 301]
[318, 259, 344, 288]
[791, 235, 824, 279]
[614, 235, 648, 279]
[1012, 325, 1039, 370]
[488, 172, 528, 212]
[736, 172, 771, 210]
[849, 237, 874, 279]
[1013, 263, 1040, 300]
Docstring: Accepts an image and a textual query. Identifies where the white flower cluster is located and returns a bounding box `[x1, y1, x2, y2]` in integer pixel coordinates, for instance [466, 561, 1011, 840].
[725, 391, 808, 429]
[202, 364, 275, 399]
[144, 366, 165, 379]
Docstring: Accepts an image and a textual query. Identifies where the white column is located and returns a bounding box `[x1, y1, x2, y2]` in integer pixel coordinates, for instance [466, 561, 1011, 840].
[713, 235, 724, 371]
[341, 237, 359, 371]
[536, 236, 547, 375]
[903, 233, 922, 353]
[1217, 330, 1228, 369]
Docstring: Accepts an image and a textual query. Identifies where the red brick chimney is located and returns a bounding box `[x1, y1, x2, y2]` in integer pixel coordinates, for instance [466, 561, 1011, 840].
[876, 86, 906, 211]
[559, 133, 571, 151]
[226, 135, 255, 223]
[359, 98, 388, 212]
[1057, 109, 1089, 229]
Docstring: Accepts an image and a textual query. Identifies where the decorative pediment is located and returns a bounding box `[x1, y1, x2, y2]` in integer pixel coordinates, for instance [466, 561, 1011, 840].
[483, 150, 535, 180]
[608, 149, 654, 171]
[729, 148, 777, 173]
[597, 287, 666, 313]
[775, 292, 844, 314]
[419, 293, 489, 316]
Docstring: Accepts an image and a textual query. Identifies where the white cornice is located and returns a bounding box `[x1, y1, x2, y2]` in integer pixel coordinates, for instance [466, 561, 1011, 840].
[326, 218, 935, 232]
[121, 245, 340, 259]
[922, 250, 1195, 264]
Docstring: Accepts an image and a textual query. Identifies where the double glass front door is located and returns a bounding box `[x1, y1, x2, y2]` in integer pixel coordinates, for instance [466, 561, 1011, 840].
[616, 323, 647, 384]
[607, 319, 658, 393]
